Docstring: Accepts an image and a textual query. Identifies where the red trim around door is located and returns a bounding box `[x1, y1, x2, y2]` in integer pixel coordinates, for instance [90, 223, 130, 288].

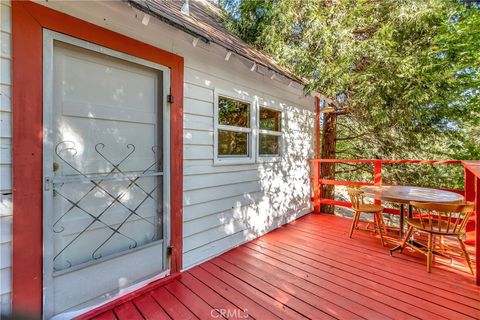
[11, 1, 184, 316]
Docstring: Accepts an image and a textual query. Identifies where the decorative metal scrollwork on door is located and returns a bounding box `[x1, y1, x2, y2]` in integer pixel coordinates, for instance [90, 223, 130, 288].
[52, 141, 163, 271]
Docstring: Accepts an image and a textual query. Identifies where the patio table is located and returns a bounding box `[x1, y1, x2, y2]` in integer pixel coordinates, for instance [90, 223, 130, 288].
[360, 185, 464, 253]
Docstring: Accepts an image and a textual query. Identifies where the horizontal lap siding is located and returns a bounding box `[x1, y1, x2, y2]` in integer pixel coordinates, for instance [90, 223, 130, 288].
[183, 73, 314, 269]
[0, 0, 12, 314]
[4, 1, 316, 310]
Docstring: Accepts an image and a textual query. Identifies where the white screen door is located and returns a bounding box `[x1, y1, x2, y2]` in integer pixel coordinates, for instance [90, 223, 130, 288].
[43, 31, 170, 318]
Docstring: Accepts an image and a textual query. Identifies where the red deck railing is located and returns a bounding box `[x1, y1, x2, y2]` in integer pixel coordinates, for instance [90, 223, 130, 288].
[309, 159, 480, 285]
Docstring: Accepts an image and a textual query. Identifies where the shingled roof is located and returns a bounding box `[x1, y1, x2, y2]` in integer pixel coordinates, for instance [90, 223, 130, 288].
[126, 0, 305, 85]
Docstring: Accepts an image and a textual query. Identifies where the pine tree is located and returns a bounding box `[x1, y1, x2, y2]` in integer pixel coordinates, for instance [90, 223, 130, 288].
[221, 0, 480, 198]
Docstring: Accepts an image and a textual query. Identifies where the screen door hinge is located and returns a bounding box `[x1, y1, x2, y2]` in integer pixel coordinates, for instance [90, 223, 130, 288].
[44, 177, 52, 191]
[167, 94, 174, 103]
[167, 245, 174, 257]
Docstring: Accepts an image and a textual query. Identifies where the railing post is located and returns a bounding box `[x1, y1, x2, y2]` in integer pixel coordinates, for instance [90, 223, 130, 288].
[465, 168, 475, 245]
[475, 176, 480, 285]
[373, 161, 382, 205]
[313, 161, 320, 214]
[465, 168, 475, 202]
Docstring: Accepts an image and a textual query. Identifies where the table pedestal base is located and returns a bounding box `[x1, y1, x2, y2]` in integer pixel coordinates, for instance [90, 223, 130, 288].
[390, 237, 451, 259]
[390, 239, 423, 255]
[389, 204, 413, 254]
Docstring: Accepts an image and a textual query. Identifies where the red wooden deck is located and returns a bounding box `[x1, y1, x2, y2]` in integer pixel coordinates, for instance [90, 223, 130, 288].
[86, 214, 479, 320]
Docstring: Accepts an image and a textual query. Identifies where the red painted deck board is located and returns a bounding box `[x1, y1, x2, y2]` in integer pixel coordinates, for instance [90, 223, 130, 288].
[268, 234, 477, 314]
[190, 265, 284, 319]
[241, 243, 414, 320]
[291, 216, 480, 297]
[198, 262, 296, 319]
[83, 214, 478, 320]
[283, 226, 476, 297]
[113, 301, 143, 320]
[91, 310, 116, 320]
[179, 272, 249, 319]
[256, 230, 474, 319]
[217, 253, 365, 319]
[207, 259, 335, 320]
[151, 287, 198, 320]
[285, 220, 480, 309]
[165, 280, 225, 319]
[132, 294, 171, 320]
[246, 240, 436, 319]
[227, 246, 391, 319]
[288, 217, 479, 295]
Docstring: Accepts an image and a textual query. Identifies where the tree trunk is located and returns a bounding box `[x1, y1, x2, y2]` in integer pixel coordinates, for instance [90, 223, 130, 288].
[320, 109, 337, 214]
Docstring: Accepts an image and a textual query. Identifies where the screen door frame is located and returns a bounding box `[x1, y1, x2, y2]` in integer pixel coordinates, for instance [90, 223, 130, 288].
[42, 29, 171, 318]
[11, 2, 184, 315]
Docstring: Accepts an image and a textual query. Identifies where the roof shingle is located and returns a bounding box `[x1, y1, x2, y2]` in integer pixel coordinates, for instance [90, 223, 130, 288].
[127, 0, 305, 85]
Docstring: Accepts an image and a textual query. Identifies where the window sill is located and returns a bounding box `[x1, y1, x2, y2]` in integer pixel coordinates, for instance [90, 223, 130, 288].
[213, 157, 256, 166]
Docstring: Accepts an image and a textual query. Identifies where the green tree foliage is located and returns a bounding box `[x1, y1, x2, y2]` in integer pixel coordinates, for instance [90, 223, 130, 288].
[220, 0, 480, 189]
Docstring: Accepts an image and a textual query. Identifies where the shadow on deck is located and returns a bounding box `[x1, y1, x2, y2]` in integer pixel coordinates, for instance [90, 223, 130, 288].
[84, 214, 479, 320]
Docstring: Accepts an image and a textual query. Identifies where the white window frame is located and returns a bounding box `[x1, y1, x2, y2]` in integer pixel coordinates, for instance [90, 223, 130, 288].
[257, 104, 284, 163]
[214, 88, 256, 165]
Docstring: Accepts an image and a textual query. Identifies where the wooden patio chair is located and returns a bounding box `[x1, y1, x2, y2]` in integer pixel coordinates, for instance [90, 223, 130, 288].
[399, 201, 474, 273]
[347, 187, 386, 246]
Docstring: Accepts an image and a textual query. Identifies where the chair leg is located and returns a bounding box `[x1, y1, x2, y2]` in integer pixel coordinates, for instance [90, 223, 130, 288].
[349, 211, 360, 238]
[379, 212, 388, 233]
[375, 212, 385, 247]
[400, 225, 414, 253]
[427, 233, 434, 273]
[439, 235, 446, 252]
[457, 235, 474, 275]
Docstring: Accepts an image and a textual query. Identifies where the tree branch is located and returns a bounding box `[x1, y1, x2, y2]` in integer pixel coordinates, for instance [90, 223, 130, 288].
[337, 122, 363, 135]
[335, 167, 364, 174]
[334, 151, 358, 158]
[335, 131, 371, 141]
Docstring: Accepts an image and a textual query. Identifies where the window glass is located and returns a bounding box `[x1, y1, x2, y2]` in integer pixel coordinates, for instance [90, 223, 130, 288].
[259, 107, 281, 131]
[259, 134, 279, 155]
[218, 96, 250, 127]
[218, 130, 249, 156]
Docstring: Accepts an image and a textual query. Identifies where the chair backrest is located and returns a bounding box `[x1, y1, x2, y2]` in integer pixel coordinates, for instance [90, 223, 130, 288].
[347, 187, 365, 211]
[410, 201, 474, 234]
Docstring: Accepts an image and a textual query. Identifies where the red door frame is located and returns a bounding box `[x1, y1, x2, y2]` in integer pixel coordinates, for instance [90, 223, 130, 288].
[11, 1, 184, 316]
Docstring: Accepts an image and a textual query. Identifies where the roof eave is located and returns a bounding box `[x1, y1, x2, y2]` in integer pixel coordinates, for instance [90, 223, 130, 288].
[125, 0, 307, 87]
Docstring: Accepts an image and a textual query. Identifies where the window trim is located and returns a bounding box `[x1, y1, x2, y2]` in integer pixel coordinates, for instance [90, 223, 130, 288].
[257, 105, 284, 162]
[214, 88, 256, 165]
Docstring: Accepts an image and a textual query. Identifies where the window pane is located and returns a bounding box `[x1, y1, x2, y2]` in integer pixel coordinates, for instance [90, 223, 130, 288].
[218, 96, 250, 128]
[259, 108, 281, 131]
[218, 130, 249, 156]
[259, 134, 280, 155]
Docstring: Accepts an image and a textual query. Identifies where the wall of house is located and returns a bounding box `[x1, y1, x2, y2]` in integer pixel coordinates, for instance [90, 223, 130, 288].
[1, 1, 315, 311]
[0, 0, 12, 315]
[182, 70, 314, 268]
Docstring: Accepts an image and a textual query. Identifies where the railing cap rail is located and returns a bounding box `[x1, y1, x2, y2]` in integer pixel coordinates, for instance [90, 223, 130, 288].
[462, 160, 480, 178]
[309, 159, 464, 165]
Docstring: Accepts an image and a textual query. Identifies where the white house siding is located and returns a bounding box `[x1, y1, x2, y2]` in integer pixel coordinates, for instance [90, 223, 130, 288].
[2, 1, 316, 310]
[0, 0, 12, 315]
[182, 73, 314, 268]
